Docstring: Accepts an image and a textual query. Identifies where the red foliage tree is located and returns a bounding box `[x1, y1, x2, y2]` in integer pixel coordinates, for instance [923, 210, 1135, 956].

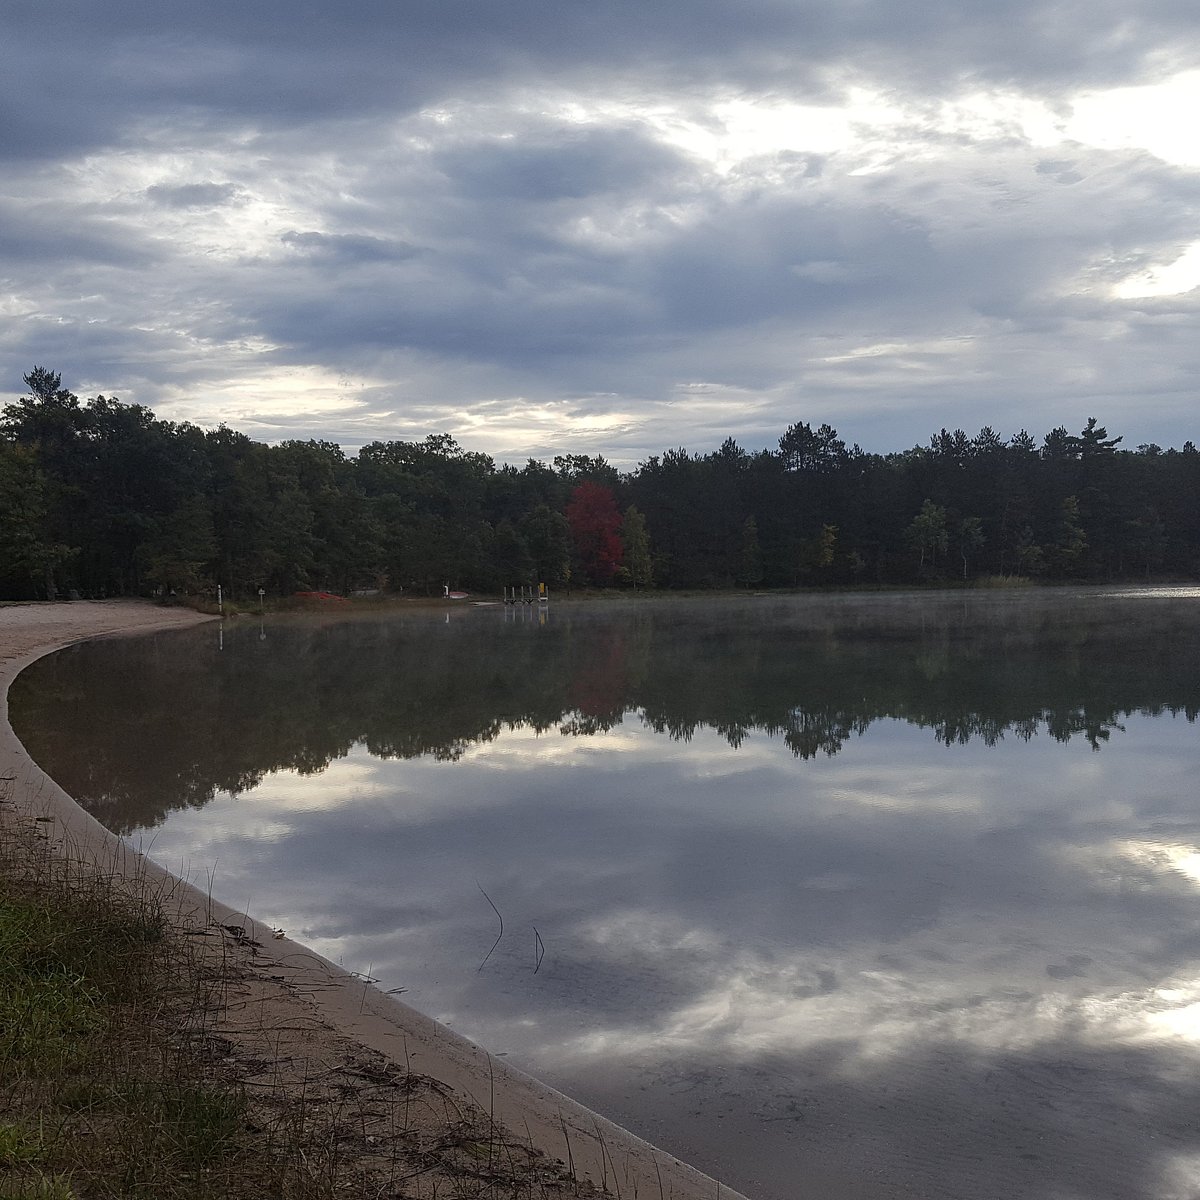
[566, 482, 624, 585]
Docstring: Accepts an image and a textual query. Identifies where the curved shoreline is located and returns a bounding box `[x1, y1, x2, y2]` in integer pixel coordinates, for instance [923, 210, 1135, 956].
[0, 600, 749, 1200]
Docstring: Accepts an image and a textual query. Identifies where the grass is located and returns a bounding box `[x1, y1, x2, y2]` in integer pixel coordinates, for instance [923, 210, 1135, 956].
[0, 793, 615, 1200]
[0, 825, 250, 1199]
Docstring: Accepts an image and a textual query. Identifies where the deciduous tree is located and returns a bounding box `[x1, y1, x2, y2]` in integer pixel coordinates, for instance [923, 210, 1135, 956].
[906, 500, 949, 571]
[566, 482, 624, 585]
[620, 505, 653, 589]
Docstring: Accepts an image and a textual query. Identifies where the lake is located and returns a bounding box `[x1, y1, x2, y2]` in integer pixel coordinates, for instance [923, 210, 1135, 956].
[12, 588, 1200, 1200]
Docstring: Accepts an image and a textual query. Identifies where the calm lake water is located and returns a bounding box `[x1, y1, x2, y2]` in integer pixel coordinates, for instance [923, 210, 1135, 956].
[13, 589, 1200, 1200]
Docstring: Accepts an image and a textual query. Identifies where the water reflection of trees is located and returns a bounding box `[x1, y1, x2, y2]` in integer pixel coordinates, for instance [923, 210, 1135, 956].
[11, 597, 1200, 834]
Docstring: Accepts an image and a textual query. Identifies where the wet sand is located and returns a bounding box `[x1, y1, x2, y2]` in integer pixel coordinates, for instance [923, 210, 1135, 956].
[0, 599, 749, 1200]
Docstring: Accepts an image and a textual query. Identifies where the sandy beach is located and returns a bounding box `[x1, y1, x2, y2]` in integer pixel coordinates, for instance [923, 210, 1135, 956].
[0, 600, 748, 1200]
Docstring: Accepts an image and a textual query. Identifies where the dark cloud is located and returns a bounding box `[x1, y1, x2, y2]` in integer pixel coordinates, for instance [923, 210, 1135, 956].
[279, 230, 415, 265]
[233, 139, 1200, 391]
[0, 199, 160, 268]
[434, 125, 688, 202]
[145, 181, 244, 208]
[4, 1, 1198, 162]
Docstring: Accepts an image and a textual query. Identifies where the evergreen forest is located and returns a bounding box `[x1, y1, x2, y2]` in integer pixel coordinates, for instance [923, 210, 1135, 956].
[2, 366, 1197, 600]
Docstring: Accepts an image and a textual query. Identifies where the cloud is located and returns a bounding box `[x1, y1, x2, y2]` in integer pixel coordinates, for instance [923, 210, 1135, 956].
[433, 124, 687, 202]
[279, 230, 416, 265]
[2, 2, 1200, 459]
[0, 196, 160, 269]
[5, 2, 1198, 155]
[145, 181, 244, 209]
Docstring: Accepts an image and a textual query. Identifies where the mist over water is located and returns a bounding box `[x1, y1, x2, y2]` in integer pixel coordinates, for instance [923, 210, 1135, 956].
[13, 589, 1200, 1200]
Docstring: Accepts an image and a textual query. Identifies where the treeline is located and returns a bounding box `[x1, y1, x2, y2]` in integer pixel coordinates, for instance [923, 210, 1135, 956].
[2, 366, 1198, 599]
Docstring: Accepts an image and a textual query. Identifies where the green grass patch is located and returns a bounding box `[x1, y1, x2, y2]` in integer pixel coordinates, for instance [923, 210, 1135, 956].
[0, 839, 259, 1199]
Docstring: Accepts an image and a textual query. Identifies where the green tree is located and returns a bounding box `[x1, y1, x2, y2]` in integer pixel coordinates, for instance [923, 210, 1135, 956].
[627, 449, 708, 587]
[1046, 495, 1087, 576]
[138, 495, 218, 595]
[207, 432, 280, 597]
[798, 524, 838, 581]
[519, 504, 572, 587]
[778, 422, 848, 472]
[494, 518, 533, 585]
[1122, 506, 1167, 579]
[0, 443, 75, 598]
[1014, 526, 1045, 577]
[553, 453, 621, 489]
[738, 515, 764, 587]
[957, 516, 985, 580]
[2, 368, 88, 595]
[905, 500, 949, 571]
[620, 505, 653, 589]
[1078, 417, 1122, 458]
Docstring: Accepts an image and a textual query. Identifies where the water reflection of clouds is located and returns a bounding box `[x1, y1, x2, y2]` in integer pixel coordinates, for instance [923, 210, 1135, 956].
[457, 723, 645, 767]
[248, 759, 387, 811]
[112, 683, 1200, 1198]
[557, 927, 1116, 1059]
[1111, 839, 1200, 889]
[135, 714, 1200, 1046]
[457, 718, 792, 779]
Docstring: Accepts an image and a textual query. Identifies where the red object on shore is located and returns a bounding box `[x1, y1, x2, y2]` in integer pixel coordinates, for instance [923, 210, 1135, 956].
[292, 591, 349, 602]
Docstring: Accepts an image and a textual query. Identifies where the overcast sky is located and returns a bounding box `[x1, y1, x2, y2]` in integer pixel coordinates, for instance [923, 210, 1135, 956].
[3, 2, 1199, 465]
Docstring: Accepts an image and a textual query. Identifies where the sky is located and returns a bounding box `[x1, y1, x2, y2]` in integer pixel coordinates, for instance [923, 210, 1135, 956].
[2, 2, 1199, 467]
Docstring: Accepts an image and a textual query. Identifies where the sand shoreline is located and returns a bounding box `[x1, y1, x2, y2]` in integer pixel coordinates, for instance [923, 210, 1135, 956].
[0, 599, 748, 1200]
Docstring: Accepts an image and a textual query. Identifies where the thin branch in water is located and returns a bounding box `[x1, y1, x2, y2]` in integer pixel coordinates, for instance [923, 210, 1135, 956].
[476, 881, 503, 972]
[532, 925, 545, 974]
